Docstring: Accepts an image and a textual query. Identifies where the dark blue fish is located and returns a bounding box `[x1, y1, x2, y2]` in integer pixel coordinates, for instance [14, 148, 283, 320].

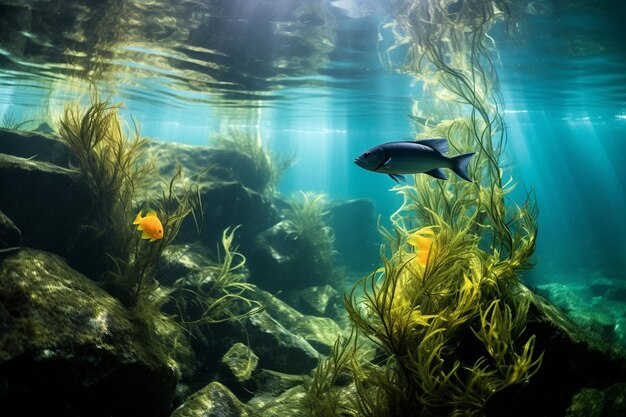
[354, 138, 475, 183]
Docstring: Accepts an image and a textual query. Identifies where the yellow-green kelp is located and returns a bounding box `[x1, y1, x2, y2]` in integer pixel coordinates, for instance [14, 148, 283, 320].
[304, 2, 542, 417]
[58, 92, 196, 310]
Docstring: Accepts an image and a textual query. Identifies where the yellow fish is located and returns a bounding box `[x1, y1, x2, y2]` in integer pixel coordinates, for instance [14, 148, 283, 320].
[133, 210, 164, 242]
[407, 228, 435, 266]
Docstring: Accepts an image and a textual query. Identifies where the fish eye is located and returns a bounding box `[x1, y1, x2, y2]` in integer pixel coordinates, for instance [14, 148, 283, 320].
[363, 152, 370, 158]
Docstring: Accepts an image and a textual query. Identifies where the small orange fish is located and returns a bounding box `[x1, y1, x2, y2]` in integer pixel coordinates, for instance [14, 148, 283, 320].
[407, 228, 435, 266]
[133, 210, 164, 242]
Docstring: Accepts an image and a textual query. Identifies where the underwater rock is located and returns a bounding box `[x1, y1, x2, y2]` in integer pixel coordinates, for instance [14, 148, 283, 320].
[251, 369, 305, 397]
[327, 198, 380, 274]
[284, 284, 343, 318]
[0, 127, 72, 166]
[485, 284, 626, 417]
[0, 249, 178, 417]
[0, 211, 20, 252]
[157, 242, 217, 287]
[243, 311, 319, 374]
[145, 140, 273, 195]
[258, 289, 344, 355]
[537, 280, 626, 345]
[176, 180, 278, 254]
[248, 385, 308, 417]
[566, 383, 626, 417]
[170, 381, 252, 417]
[217, 342, 259, 401]
[0, 153, 109, 279]
[220, 342, 259, 382]
[248, 220, 333, 291]
[137, 140, 279, 251]
[536, 282, 585, 312]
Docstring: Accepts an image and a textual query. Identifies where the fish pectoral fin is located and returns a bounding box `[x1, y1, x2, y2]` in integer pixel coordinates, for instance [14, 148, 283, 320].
[388, 174, 406, 183]
[424, 168, 448, 180]
[141, 230, 151, 239]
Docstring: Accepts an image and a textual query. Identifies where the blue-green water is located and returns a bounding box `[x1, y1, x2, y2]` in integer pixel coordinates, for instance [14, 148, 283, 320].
[3, 1, 626, 415]
[1, 0, 625, 283]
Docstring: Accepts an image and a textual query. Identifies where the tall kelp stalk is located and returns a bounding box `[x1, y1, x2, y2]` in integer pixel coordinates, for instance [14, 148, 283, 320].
[58, 93, 195, 310]
[342, 1, 542, 416]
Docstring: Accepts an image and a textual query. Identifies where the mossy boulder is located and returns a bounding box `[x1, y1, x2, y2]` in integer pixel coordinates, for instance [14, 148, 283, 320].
[220, 342, 259, 383]
[248, 385, 308, 417]
[0, 153, 108, 279]
[566, 383, 626, 417]
[259, 289, 345, 355]
[485, 284, 626, 417]
[244, 311, 320, 374]
[145, 141, 273, 194]
[0, 249, 179, 417]
[0, 127, 72, 166]
[140, 140, 280, 251]
[248, 220, 335, 292]
[171, 381, 252, 417]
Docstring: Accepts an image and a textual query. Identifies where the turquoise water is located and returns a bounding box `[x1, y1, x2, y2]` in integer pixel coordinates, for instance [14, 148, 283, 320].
[3, 1, 626, 415]
[1, 0, 625, 283]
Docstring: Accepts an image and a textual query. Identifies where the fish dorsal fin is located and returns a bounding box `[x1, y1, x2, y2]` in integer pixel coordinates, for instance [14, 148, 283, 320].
[146, 210, 158, 218]
[415, 138, 448, 154]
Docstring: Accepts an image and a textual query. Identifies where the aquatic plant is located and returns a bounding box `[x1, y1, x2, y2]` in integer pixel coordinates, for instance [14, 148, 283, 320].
[211, 129, 294, 195]
[284, 191, 338, 283]
[345, 215, 542, 416]
[58, 93, 196, 308]
[304, 333, 360, 417]
[320, 2, 543, 416]
[171, 226, 264, 326]
[1, 112, 34, 130]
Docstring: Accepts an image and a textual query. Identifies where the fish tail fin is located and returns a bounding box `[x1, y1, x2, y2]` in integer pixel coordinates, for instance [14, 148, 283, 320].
[133, 210, 143, 225]
[450, 152, 475, 182]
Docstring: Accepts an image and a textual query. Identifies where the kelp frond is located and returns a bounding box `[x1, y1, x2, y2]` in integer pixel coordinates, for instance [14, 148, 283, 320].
[337, 2, 542, 416]
[172, 226, 264, 326]
[304, 332, 360, 417]
[58, 93, 197, 309]
[58, 93, 153, 259]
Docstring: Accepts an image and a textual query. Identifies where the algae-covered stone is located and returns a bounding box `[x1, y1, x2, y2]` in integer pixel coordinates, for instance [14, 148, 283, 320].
[566, 388, 604, 417]
[566, 384, 626, 417]
[171, 381, 252, 417]
[485, 284, 626, 417]
[248, 220, 332, 292]
[221, 342, 259, 382]
[252, 369, 305, 397]
[0, 153, 107, 279]
[260, 289, 344, 355]
[245, 311, 319, 374]
[0, 249, 178, 417]
[0, 127, 73, 166]
[248, 385, 308, 417]
[295, 285, 340, 316]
